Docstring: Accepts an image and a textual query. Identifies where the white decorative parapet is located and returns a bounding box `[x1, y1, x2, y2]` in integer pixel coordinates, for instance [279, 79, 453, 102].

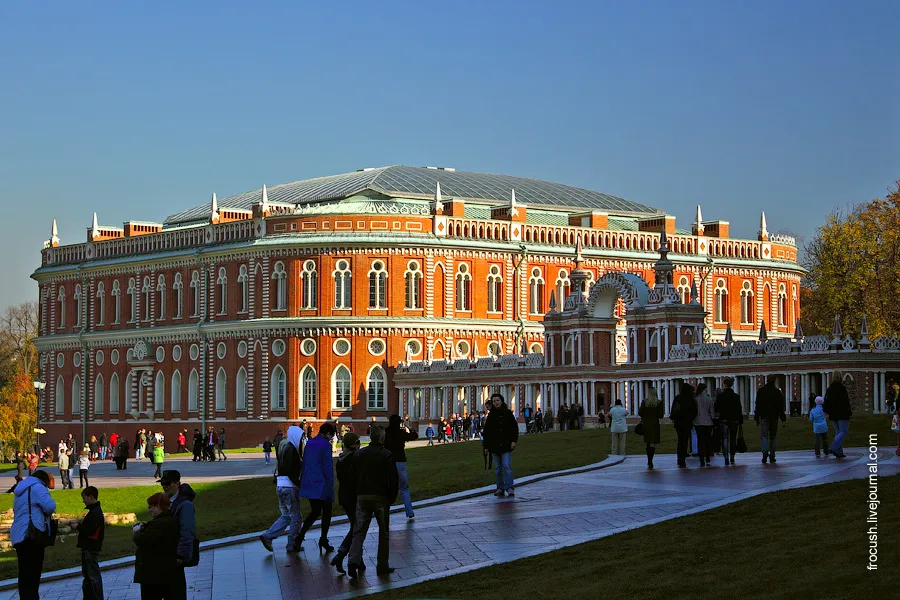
[668, 344, 691, 361]
[407, 361, 426, 373]
[452, 358, 472, 371]
[499, 354, 523, 368]
[801, 335, 830, 353]
[696, 343, 724, 359]
[770, 233, 796, 246]
[475, 357, 496, 370]
[731, 341, 759, 357]
[430, 359, 450, 372]
[874, 336, 900, 352]
[766, 338, 792, 355]
[524, 352, 544, 367]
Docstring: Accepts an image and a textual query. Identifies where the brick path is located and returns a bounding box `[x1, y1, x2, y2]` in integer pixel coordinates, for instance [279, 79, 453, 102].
[2, 447, 895, 599]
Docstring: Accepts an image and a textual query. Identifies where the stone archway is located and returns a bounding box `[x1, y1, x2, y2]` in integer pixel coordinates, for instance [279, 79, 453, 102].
[585, 272, 650, 318]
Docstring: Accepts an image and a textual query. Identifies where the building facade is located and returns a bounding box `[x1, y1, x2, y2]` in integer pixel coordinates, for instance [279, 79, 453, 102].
[33, 166, 805, 446]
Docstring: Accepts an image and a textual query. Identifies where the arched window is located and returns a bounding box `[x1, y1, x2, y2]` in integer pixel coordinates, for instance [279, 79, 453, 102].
[564, 336, 575, 365]
[215, 367, 227, 411]
[173, 273, 183, 319]
[127, 278, 137, 322]
[368, 261, 388, 309]
[271, 366, 286, 410]
[236, 367, 247, 411]
[404, 261, 422, 309]
[333, 260, 352, 309]
[190, 271, 201, 316]
[487, 265, 503, 312]
[127, 371, 135, 412]
[272, 261, 287, 310]
[94, 374, 104, 415]
[154, 371, 165, 411]
[778, 283, 788, 326]
[110, 373, 119, 414]
[157, 275, 166, 320]
[142, 277, 152, 321]
[57, 287, 66, 328]
[55, 375, 64, 414]
[111, 280, 121, 324]
[171, 370, 182, 412]
[238, 265, 249, 313]
[555, 269, 570, 304]
[367, 366, 386, 410]
[300, 366, 317, 410]
[529, 267, 544, 314]
[455, 263, 472, 311]
[300, 260, 317, 309]
[677, 276, 691, 305]
[73, 285, 83, 328]
[217, 268, 228, 315]
[714, 279, 728, 323]
[333, 365, 351, 409]
[72, 375, 82, 414]
[96, 282, 105, 326]
[188, 369, 199, 411]
[740, 281, 754, 324]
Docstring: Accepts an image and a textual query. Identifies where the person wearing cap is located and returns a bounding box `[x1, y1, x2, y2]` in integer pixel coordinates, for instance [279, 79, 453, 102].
[331, 431, 360, 574]
[12, 469, 56, 599]
[259, 425, 304, 553]
[159, 469, 197, 599]
[809, 396, 829, 456]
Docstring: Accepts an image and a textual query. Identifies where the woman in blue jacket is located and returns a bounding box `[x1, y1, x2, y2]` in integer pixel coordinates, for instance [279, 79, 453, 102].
[12, 470, 57, 599]
[297, 421, 336, 552]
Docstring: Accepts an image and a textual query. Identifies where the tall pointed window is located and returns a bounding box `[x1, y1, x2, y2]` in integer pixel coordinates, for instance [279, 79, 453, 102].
[141, 277, 152, 321]
[238, 265, 249, 313]
[333, 365, 351, 409]
[111, 280, 121, 324]
[333, 260, 352, 309]
[778, 283, 787, 327]
[236, 368, 247, 411]
[367, 366, 386, 410]
[188, 370, 199, 411]
[555, 269, 570, 305]
[57, 287, 66, 328]
[714, 279, 728, 323]
[157, 275, 166, 320]
[94, 374, 104, 415]
[272, 261, 287, 310]
[368, 261, 388, 309]
[109, 373, 119, 414]
[171, 370, 182, 412]
[678, 276, 691, 305]
[215, 368, 227, 411]
[486, 265, 503, 312]
[154, 371, 165, 411]
[301, 260, 317, 309]
[55, 375, 64, 414]
[96, 282, 105, 326]
[73, 285, 83, 328]
[271, 366, 286, 410]
[190, 271, 201, 317]
[301, 366, 317, 410]
[173, 273, 183, 318]
[127, 278, 137, 323]
[740, 281, 754, 324]
[529, 268, 544, 315]
[455, 263, 472, 311]
[404, 261, 422, 309]
[217, 268, 227, 315]
[72, 375, 81, 414]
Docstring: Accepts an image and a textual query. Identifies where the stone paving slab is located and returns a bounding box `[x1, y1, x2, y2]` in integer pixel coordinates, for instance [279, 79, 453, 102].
[2, 447, 895, 600]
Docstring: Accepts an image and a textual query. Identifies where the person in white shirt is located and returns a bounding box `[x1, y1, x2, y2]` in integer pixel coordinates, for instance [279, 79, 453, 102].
[609, 400, 629, 455]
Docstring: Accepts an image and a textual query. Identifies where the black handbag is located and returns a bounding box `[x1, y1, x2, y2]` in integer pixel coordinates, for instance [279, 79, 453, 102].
[735, 425, 748, 453]
[634, 422, 644, 436]
[184, 537, 201, 567]
[26, 486, 58, 547]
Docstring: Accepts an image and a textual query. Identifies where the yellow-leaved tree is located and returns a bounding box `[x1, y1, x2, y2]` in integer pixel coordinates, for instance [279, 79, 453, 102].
[0, 372, 38, 459]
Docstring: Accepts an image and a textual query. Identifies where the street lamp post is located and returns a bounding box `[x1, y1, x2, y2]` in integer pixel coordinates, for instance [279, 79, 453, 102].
[33, 380, 46, 451]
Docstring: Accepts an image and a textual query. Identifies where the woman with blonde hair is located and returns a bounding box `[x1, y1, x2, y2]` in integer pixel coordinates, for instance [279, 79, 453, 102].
[639, 387, 664, 469]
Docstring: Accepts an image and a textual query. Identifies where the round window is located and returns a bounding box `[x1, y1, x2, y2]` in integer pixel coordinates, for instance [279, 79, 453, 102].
[373, 261, 384, 270]
[530, 343, 543, 354]
[490, 265, 500, 275]
[368, 339, 385, 356]
[111, 349, 120, 365]
[95, 350, 105, 366]
[172, 345, 182, 361]
[456, 341, 470, 357]
[532, 267, 541, 277]
[73, 352, 81, 368]
[301, 339, 317, 356]
[333, 338, 351, 356]
[488, 342, 501, 357]
[217, 342, 227, 360]
[408, 261, 419, 272]
[406, 340, 422, 356]
[237, 341, 248, 359]
[189, 344, 200, 361]
[459, 263, 468, 274]
[156, 347, 165, 363]
[272, 340, 286, 357]
[337, 260, 349, 270]
[56, 354, 65, 368]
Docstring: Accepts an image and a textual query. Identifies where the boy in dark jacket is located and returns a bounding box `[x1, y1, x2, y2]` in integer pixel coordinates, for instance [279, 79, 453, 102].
[332, 432, 361, 574]
[482, 393, 520, 497]
[76, 486, 105, 600]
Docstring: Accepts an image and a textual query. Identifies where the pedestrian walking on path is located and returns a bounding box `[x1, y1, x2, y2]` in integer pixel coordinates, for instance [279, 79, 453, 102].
[714, 377, 743, 465]
[12, 470, 56, 600]
[638, 387, 663, 469]
[809, 396, 829, 456]
[384, 413, 419, 519]
[58, 448, 72, 489]
[609, 399, 628, 456]
[160, 469, 198, 597]
[75, 486, 104, 600]
[332, 432, 360, 575]
[755, 374, 786, 464]
[482, 392, 519, 497]
[132, 492, 179, 599]
[693, 384, 715, 466]
[671, 383, 698, 468]
[824, 372, 852, 458]
[263, 437, 273, 465]
[152, 442, 165, 479]
[217, 428, 227, 461]
[77, 451, 91, 488]
[260, 425, 303, 553]
[297, 422, 336, 552]
[348, 425, 399, 578]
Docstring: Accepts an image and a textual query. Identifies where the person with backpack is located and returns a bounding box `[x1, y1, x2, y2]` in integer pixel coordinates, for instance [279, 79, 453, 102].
[12, 470, 56, 600]
[259, 425, 303, 553]
[159, 469, 197, 599]
[384, 414, 419, 519]
[425, 423, 435, 446]
[809, 396, 829, 456]
[75, 486, 105, 600]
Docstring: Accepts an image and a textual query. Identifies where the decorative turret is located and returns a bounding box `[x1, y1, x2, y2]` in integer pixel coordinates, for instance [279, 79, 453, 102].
[491, 188, 527, 222]
[563, 239, 589, 312]
[724, 323, 734, 344]
[649, 229, 679, 305]
[49, 219, 60, 248]
[90, 213, 100, 240]
[692, 205, 705, 236]
[253, 184, 271, 218]
[830, 314, 843, 347]
[689, 279, 701, 306]
[758, 211, 769, 241]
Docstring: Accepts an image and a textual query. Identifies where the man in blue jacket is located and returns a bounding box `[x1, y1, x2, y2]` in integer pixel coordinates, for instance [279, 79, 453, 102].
[160, 469, 197, 600]
[11, 470, 57, 599]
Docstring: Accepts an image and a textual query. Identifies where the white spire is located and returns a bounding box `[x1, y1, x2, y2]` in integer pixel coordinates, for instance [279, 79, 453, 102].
[434, 181, 444, 212]
[694, 205, 704, 235]
[210, 192, 219, 221]
[695, 204, 703, 225]
[759, 211, 768, 238]
[51, 219, 59, 246]
[510, 189, 519, 217]
[260, 184, 269, 212]
[91, 212, 100, 238]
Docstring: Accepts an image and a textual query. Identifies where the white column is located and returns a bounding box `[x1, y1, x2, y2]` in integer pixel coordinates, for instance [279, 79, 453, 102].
[749, 376, 757, 416]
[663, 327, 670, 361]
[657, 326, 663, 362]
[577, 332, 583, 365]
[785, 374, 792, 414]
[590, 381, 596, 416]
[676, 325, 681, 346]
[588, 331, 595, 366]
[878, 372, 887, 413]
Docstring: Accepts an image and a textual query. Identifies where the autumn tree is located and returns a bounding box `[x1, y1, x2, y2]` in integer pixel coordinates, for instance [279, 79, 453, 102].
[802, 182, 900, 337]
[0, 372, 38, 459]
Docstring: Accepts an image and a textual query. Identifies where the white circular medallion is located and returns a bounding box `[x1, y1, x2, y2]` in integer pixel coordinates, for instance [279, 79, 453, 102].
[406, 340, 421, 356]
[56, 354, 65, 368]
[190, 344, 199, 361]
[368, 339, 385, 356]
[156, 347, 165, 363]
[456, 340, 470, 357]
[95, 350, 104, 366]
[172, 345, 182, 361]
[73, 352, 81, 368]
[217, 342, 227, 360]
[333, 338, 351, 356]
[272, 339, 286, 357]
[301, 339, 316, 356]
[111, 349, 120, 365]
[237, 341, 248, 359]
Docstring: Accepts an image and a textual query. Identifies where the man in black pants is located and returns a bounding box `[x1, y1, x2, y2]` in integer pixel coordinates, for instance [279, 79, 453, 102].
[331, 432, 360, 574]
[714, 377, 744, 465]
[755, 374, 786, 464]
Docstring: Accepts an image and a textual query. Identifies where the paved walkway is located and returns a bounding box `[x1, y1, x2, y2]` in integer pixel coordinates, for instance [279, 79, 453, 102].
[2, 447, 896, 599]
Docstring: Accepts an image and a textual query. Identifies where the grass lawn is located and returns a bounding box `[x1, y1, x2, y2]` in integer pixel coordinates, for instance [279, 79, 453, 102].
[169, 447, 264, 457]
[0, 462, 52, 474]
[363, 474, 900, 600]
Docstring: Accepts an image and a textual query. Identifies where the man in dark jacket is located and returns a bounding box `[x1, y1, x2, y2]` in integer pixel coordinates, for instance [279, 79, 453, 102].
[76, 486, 105, 600]
[160, 469, 197, 600]
[823, 372, 852, 458]
[260, 425, 303, 553]
[384, 414, 419, 519]
[348, 425, 399, 578]
[755, 374, 786, 464]
[714, 377, 744, 465]
[482, 393, 519, 497]
[331, 432, 360, 574]
[671, 383, 698, 468]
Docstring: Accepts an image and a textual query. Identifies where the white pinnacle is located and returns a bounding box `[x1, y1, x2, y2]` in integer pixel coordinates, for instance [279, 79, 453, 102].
[695, 204, 703, 225]
[261, 184, 269, 212]
[434, 181, 444, 212]
[510, 189, 519, 217]
[91, 212, 100, 238]
[760, 211, 768, 238]
[51, 219, 59, 245]
[210, 192, 219, 220]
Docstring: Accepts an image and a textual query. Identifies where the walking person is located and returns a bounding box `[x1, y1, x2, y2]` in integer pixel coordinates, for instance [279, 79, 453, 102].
[259, 425, 303, 553]
[693, 384, 716, 466]
[297, 422, 336, 552]
[67, 449, 76, 485]
[98, 434, 108, 461]
[347, 425, 399, 578]
[132, 492, 180, 599]
[176, 430, 187, 454]
[425, 423, 435, 446]
[263, 437, 273, 465]
[12, 470, 56, 600]
[152, 442, 165, 479]
[671, 383, 698, 468]
[191, 429, 203, 462]
[384, 414, 419, 519]
[482, 392, 519, 497]
[75, 486, 105, 600]
[77, 450, 91, 488]
[216, 428, 227, 461]
[810, 396, 830, 456]
[135, 429, 145, 461]
[58, 447, 72, 490]
[823, 372, 852, 459]
[116, 438, 130, 470]
[755, 374, 786, 464]
[331, 432, 360, 574]
[609, 399, 628, 455]
[638, 387, 663, 469]
[204, 427, 217, 462]
[160, 469, 197, 599]
[714, 377, 744, 465]
[89, 436, 100, 461]
[577, 402, 585, 431]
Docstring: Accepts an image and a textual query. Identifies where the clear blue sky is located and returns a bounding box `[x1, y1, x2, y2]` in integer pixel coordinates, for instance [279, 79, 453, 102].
[1, 1, 897, 310]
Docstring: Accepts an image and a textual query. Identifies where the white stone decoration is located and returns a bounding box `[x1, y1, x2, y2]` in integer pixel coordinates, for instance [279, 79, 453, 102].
[217, 342, 227, 360]
[456, 340, 470, 357]
[237, 341, 248, 359]
[172, 345, 182, 361]
[111, 349, 120, 365]
[56, 354, 64, 368]
[133, 340, 149, 361]
[301, 339, 316, 356]
[368, 339, 385, 356]
[405, 339, 421, 356]
[273, 339, 286, 357]
[156, 347, 165, 363]
[189, 344, 199, 361]
[333, 338, 350, 356]
[95, 350, 104, 366]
